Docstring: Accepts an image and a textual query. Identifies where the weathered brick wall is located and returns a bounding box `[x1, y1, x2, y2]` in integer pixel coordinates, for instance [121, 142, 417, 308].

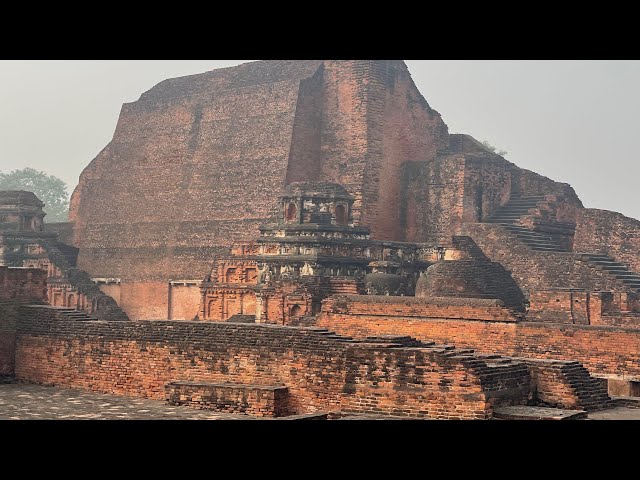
[168, 284, 201, 320]
[400, 156, 466, 245]
[461, 155, 513, 223]
[461, 223, 621, 297]
[574, 208, 640, 273]
[285, 64, 324, 184]
[595, 313, 640, 328]
[0, 267, 46, 375]
[528, 290, 610, 325]
[14, 306, 534, 419]
[0, 267, 47, 302]
[318, 296, 640, 380]
[0, 303, 19, 375]
[118, 281, 170, 320]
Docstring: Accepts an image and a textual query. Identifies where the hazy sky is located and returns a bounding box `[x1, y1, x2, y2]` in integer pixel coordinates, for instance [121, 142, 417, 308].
[0, 60, 638, 220]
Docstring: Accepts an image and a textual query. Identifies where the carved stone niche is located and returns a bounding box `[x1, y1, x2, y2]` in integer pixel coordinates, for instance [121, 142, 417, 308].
[280, 182, 355, 226]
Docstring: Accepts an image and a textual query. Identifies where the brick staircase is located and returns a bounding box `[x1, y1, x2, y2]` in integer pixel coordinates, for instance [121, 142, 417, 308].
[53, 307, 99, 322]
[487, 195, 546, 223]
[577, 254, 640, 294]
[558, 362, 611, 411]
[40, 240, 129, 321]
[476, 196, 640, 293]
[487, 195, 568, 252]
[522, 358, 611, 411]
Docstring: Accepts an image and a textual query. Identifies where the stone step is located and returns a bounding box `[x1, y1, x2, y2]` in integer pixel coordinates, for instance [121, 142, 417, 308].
[512, 236, 561, 245]
[501, 224, 537, 230]
[505, 229, 554, 237]
[492, 211, 536, 216]
[501, 200, 545, 205]
[493, 209, 538, 214]
[509, 234, 558, 243]
[504, 228, 555, 236]
[620, 278, 640, 284]
[490, 216, 530, 221]
[499, 205, 540, 210]
[524, 244, 564, 250]
[617, 276, 640, 282]
[603, 265, 639, 272]
[589, 260, 628, 266]
[492, 208, 536, 213]
[518, 238, 560, 245]
[493, 406, 588, 420]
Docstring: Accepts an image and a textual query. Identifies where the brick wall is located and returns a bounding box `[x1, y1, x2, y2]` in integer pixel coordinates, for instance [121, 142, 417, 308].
[461, 223, 621, 296]
[0, 303, 19, 375]
[168, 283, 201, 320]
[400, 156, 466, 245]
[14, 306, 536, 419]
[0, 267, 47, 302]
[318, 296, 640, 380]
[0, 267, 46, 375]
[528, 290, 611, 325]
[574, 208, 640, 273]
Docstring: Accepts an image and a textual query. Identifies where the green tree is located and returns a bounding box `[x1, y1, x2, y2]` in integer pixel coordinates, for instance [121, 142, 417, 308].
[0, 167, 70, 222]
[481, 140, 508, 157]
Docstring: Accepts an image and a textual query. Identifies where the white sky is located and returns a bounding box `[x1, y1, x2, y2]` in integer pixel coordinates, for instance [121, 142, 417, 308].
[0, 60, 638, 220]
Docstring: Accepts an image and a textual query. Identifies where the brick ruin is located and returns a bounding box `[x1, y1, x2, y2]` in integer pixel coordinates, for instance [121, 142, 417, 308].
[0, 191, 128, 322]
[9, 306, 611, 418]
[199, 182, 430, 324]
[1, 59, 639, 418]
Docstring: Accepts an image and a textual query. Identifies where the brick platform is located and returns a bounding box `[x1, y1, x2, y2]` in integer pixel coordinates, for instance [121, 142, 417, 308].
[165, 381, 290, 417]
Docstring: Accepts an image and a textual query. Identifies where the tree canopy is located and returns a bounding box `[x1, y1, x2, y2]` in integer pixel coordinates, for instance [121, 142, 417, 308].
[481, 140, 508, 157]
[0, 167, 70, 222]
